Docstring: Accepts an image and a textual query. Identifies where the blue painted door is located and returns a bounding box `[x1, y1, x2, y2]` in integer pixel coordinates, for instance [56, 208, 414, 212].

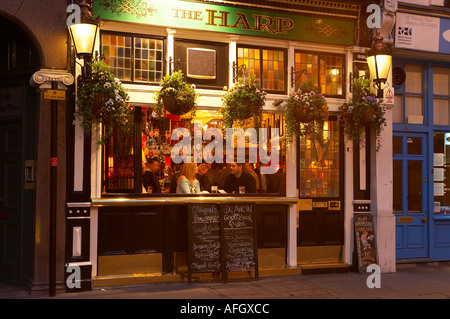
[393, 133, 429, 260]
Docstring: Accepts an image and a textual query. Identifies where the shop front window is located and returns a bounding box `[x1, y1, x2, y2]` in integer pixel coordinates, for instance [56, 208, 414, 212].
[101, 107, 285, 196]
[433, 133, 450, 214]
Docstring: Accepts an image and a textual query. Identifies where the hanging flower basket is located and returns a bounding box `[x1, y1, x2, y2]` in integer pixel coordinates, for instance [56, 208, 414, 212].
[242, 98, 258, 119]
[283, 80, 328, 143]
[293, 108, 314, 123]
[154, 71, 199, 117]
[162, 95, 194, 116]
[338, 78, 387, 150]
[221, 75, 266, 129]
[75, 60, 132, 144]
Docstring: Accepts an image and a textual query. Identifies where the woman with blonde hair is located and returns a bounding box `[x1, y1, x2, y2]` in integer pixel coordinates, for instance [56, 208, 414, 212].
[176, 162, 201, 194]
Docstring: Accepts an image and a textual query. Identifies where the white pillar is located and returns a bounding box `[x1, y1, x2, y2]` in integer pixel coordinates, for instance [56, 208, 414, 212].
[286, 42, 297, 267]
[371, 106, 396, 273]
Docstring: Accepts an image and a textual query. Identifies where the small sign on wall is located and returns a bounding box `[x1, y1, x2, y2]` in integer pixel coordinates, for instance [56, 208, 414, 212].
[384, 87, 394, 105]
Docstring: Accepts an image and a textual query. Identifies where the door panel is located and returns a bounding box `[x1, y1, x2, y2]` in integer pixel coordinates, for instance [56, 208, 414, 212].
[297, 120, 344, 246]
[393, 133, 429, 259]
[0, 121, 22, 280]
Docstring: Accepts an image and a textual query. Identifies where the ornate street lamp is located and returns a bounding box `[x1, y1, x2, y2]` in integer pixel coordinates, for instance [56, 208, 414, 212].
[68, 0, 99, 76]
[366, 29, 392, 98]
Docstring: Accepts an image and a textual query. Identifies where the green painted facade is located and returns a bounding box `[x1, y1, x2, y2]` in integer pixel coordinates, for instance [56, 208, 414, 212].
[93, 0, 355, 45]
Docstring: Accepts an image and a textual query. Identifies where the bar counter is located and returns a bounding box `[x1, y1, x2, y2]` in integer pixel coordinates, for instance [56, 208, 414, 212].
[92, 195, 298, 206]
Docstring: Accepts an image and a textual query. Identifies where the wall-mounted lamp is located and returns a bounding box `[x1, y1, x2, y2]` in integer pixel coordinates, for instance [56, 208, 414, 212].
[68, 0, 99, 77]
[366, 29, 392, 98]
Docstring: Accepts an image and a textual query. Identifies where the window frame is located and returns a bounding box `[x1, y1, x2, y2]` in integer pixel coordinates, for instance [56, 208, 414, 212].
[100, 30, 166, 85]
[237, 44, 288, 94]
[293, 50, 346, 98]
[392, 62, 428, 126]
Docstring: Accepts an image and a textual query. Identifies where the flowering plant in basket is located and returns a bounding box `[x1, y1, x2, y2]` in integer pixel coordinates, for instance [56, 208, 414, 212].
[337, 78, 386, 150]
[154, 71, 199, 118]
[283, 80, 328, 143]
[221, 75, 266, 129]
[75, 60, 131, 144]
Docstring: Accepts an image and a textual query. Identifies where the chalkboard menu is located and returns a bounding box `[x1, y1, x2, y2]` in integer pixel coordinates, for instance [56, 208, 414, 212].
[221, 204, 258, 277]
[188, 204, 221, 276]
[354, 213, 377, 274]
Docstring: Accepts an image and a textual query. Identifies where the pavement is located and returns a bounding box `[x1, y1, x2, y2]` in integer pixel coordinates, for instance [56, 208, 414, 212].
[0, 263, 450, 319]
[1, 265, 450, 315]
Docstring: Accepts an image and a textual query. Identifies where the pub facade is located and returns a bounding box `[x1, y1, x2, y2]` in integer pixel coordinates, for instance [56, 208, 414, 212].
[0, 0, 399, 294]
[64, 0, 397, 290]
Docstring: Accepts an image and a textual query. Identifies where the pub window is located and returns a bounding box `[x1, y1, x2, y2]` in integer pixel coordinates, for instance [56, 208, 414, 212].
[101, 107, 286, 195]
[101, 32, 164, 83]
[298, 120, 341, 197]
[294, 51, 344, 97]
[237, 46, 286, 93]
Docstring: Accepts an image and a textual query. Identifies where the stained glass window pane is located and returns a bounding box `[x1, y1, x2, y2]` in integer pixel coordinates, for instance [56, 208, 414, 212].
[299, 121, 340, 198]
[102, 33, 132, 81]
[101, 32, 163, 83]
[237, 47, 285, 92]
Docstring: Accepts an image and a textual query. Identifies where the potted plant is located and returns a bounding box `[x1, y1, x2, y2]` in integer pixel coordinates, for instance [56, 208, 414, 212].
[337, 77, 387, 150]
[75, 60, 132, 144]
[154, 71, 199, 117]
[283, 80, 328, 143]
[221, 75, 266, 129]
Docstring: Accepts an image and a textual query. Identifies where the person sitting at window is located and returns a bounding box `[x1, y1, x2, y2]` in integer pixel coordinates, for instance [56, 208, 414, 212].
[169, 164, 182, 193]
[143, 158, 161, 193]
[244, 162, 260, 190]
[176, 163, 201, 194]
[198, 163, 223, 192]
[223, 162, 256, 194]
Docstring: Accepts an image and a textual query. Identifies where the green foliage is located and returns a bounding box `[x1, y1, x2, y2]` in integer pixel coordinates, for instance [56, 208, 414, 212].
[338, 77, 387, 150]
[283, 80, 328, 143]
[154, 71, 199, 117]
[221, 75, 266, 129]
[75, 60, 132, 144]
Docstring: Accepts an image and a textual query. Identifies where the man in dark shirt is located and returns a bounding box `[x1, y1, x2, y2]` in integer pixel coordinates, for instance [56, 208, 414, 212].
[198, 163, 223, 192]
[223, 162, 256, 194]
[143, 158, 161, 193]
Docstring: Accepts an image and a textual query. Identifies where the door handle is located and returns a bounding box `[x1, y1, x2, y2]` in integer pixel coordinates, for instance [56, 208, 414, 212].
[421, 217, 428, 223]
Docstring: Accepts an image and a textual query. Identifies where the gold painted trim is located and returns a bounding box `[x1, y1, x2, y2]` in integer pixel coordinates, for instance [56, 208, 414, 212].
[398, 216, 413, 223]
[92, 196, 298, 207]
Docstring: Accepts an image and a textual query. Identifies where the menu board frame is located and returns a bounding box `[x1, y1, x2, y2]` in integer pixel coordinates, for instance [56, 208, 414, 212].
[187, 203, 259, 283]
[187, 203, 222, 282]
[354, 213, 377, 274]
[221, 203, 258, 282]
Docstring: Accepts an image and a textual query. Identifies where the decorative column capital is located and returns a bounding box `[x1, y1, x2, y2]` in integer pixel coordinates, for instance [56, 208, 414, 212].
[30, 69, 75, 89]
